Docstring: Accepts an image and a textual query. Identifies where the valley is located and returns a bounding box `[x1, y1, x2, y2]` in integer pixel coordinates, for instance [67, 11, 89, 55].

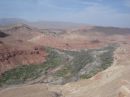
[0, 21, 130, 97]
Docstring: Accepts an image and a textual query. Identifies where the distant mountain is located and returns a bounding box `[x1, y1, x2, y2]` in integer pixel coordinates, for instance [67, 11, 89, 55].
[0, 18, 86, 29]
[70, 26, 130, 35]
[0, 18, 130, 31]
[30, 21, 86, 29]
[0, 18, 28, 26]
[0, 23, 42, 41]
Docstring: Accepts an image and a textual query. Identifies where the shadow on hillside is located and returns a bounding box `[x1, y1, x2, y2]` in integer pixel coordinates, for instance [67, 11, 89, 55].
[0, 31, 9, 38]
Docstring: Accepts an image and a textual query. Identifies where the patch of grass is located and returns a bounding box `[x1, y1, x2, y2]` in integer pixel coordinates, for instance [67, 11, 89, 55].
[55, 66, 70, 77]
[0, 64, 43, 85]
[80, 45, 116, 79]
[43, 47, 70, 72]
[99, 46, 115, 70]
[70, 50, 93, 74]
[80, 68, 102, 79]
[54, 50, 94, 78]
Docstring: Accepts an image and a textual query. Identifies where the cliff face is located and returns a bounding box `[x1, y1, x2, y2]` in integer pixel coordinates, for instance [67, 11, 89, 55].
[0, 47, 47, 75]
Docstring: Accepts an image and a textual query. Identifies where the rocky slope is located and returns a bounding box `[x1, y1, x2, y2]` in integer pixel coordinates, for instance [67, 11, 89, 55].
[0, 23, 130, 97]
[0, 46, 47, 75]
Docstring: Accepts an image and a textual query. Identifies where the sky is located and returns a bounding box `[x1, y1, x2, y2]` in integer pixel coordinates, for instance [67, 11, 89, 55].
[0, 0, 130, 27]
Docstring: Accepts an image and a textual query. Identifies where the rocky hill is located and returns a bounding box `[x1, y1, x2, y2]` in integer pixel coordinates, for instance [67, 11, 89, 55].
[0, 22, 130, 97]
[0, 23, 42, 41]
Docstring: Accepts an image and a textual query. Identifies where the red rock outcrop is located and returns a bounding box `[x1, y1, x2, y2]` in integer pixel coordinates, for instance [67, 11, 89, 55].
[0, 47, 47, 75]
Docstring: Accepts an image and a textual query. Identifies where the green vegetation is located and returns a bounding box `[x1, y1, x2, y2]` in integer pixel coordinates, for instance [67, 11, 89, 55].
[68, 50, 93, 74]
[0, 65, 43, 85]
[80, 45, 116, 79]
[0, 47, 65, 86]
[99, 46, 115, 69]
[55, 66, 70, 77]
[0, 45, 116, 86]
[80, 68, 102, 79]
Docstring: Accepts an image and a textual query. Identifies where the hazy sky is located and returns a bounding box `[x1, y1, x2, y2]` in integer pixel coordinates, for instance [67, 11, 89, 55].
[0, 0, 130, 27]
